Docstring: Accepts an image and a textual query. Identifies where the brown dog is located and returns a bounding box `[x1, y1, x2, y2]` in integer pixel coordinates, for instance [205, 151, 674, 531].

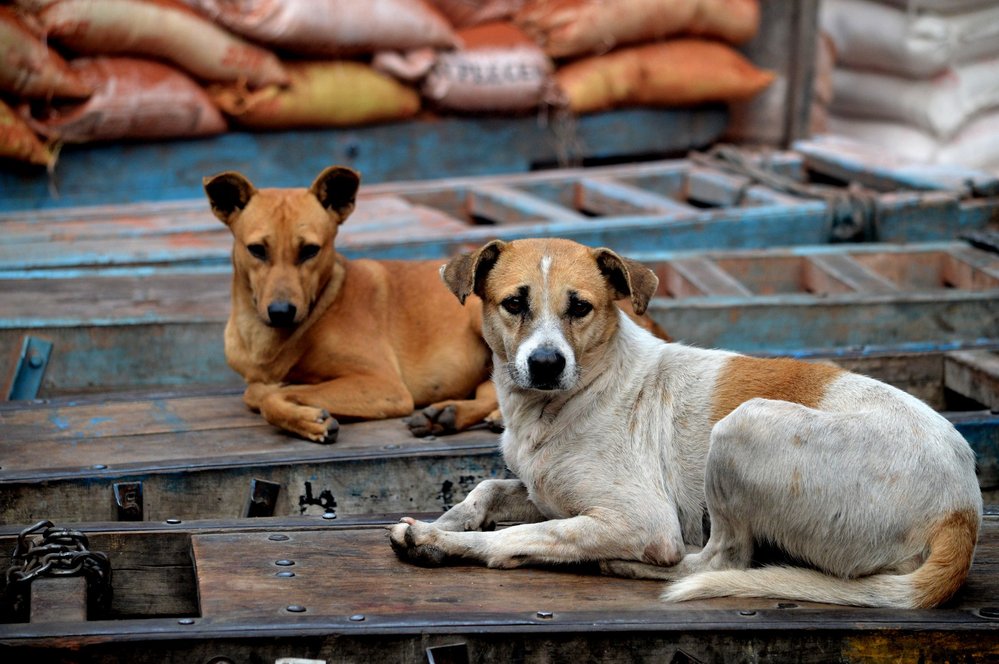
[204, 166, 500, 442]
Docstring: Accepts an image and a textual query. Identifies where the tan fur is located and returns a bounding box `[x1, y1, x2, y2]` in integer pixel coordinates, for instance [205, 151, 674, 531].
[204, 166, 498, 441]
[911, 509, 980, 608]
[710, 356, 845, 424]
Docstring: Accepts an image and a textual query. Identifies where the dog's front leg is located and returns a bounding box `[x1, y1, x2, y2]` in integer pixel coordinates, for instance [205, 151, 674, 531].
[433, 479, 546, 532]
[253, 376, 414, 443]
[406, 380, 502, 436]
[390, 506, 671, 569]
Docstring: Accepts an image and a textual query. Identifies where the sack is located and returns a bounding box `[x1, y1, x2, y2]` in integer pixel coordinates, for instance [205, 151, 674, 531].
[831, 57, 999, 139]
[179, 0, 457, 56]
[821, 0, 999, 78]
[210, 61, 421, 129]
[0, 7, 91, 98]
[827, 111, 999, 173]
[21, 0, 287, 88]
[427, 0, 524, 27]
[27, 57, 227, 143]
[0, 99, 51, 166]
[555, 39, 774, 114]
[515, 0, 759, 59]
[421, 22, 554, 112]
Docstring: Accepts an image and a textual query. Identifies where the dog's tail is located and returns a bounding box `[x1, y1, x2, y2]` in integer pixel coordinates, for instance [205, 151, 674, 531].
[662, 510, 979, 608]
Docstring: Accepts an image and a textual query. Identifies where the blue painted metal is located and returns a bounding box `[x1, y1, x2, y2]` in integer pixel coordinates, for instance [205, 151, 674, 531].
[6, 336, 53, 401]
[0, 108, 729, 212]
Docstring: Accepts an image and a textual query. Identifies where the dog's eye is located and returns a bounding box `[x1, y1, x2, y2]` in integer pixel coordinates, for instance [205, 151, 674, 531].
[298, 244, 321, 263]
[567, 299, 593, 318]
[501, 296, 526, 315]
[247, 243, 267, 261]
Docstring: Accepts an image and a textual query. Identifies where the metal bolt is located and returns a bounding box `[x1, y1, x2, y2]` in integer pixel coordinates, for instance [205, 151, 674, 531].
[980, 607, 999, 619]
[383, 444, 400, 450]
[92, 464, 108, 470]
[286, 605, 306, 613]
[425, 435, 437, 441]
[275, 559, 295, 566]
[165, 518, 182, 525]
[268, 534, 290, 541]
[349, 614, 365, 622]
[536, 610, 553, 619]
[322, 511, 337, 520]
[27, 352, 43, 369]
[276, 571, 296, 578]
[177, 618, 195, 625]
[738, 610, 757, 617]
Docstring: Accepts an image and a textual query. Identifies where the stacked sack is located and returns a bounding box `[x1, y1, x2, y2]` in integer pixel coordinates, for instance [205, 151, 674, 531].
[821, 0, 999, 175]
[1, 0, 775, 169]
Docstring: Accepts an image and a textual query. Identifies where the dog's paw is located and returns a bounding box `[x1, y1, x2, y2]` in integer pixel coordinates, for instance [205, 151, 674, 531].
[484, 409, 504, 432]
[296, 409, 339, 444]
[405, 404, 457, 437]
[388, 517, 449, 566]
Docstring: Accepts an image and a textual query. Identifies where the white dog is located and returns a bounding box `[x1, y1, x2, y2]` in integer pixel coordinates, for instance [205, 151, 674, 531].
[389, 238, 982, 608]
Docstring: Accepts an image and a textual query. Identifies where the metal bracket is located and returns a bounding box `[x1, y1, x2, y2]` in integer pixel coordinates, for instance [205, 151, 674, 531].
[113, 482, 144, 521]
[245, 479, 282, 518]
[426, 643, 469, 664]
[7, 336, 53, 400]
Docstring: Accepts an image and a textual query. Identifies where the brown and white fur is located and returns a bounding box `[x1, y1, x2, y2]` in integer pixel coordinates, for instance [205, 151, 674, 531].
[389, 237, 983, 608]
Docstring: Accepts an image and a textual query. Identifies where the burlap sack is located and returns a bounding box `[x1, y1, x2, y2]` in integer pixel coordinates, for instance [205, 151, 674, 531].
[210, 61, 421, 129]
[20, 0, 287, 88]
[428, 0, 524, 27]
[179, 0, 457, 56]
[421, 22, 554, 112]
[1, 99, 51, 165]
[555, 39, 775, 114]
[27, 57, 227, 143]
[515, 0, 759, 59]
[0, 7, 91, 98]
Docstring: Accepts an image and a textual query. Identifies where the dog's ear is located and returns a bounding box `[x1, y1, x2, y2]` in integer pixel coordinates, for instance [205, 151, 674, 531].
[441, 240, 506, 305]
[310, 166, 360, 222]
[203, 171, 256, 225]
[592, 247, 659, 316]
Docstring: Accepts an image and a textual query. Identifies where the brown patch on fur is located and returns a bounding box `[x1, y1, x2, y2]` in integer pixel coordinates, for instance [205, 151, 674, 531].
[911, 509, 980, 608]
[789, 468, 802, 497]
[710, 355, 846, 424]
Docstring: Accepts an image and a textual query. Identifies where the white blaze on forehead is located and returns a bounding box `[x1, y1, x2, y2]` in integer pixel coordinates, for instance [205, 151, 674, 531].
[511, 252, 576, 387]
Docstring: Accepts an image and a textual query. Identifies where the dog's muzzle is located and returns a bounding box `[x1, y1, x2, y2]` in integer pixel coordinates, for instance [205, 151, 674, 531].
[267, 301, 298, 328]
[527, 346, 567, 390]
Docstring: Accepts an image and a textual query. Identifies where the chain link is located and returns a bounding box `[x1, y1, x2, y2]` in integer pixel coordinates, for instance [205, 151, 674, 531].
[3, 520, 112, 621]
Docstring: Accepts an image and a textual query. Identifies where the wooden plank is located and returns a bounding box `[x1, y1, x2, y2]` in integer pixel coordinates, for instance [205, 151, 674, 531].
[29, 577, 88, 624]
[945, 351, 999, 410]
[0, 108, 730, 212]
[665, 258, 753, 297]
[804, 254, 900, 294]
[574, 178, 698, 217]
[465, 184, 587, 224]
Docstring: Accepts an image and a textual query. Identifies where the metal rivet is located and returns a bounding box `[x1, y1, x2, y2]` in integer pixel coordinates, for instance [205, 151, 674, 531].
[275, 559, 295, 566]
[322, 512, 337, 520]
[92, 464, 107, 470]
[286, 605, 306, 613]
[349, 614, 365, 622]
[177, 618, 195, 625]
[536, 610, 553, 619]
[276, 571, 296, 578]
[980, 607, 999, 619]
[777, 603, 798, 609]
[383, 443, 400, 450]
[28, 353, 44, 369]
[165, 518, 182, 525]
[425, 435, 437, 441]
[739, 610, 757, 617]
[268, 534, 290, 541]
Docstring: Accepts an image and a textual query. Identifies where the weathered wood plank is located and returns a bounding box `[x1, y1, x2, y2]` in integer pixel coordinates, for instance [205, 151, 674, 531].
[945, 351, 999, 410]
[465, 184, 587, 224]
[663, 258, 753, 297]
[804, 254, 900, 294]
[574, 178, 698, 217]
[29, 577, 88, 624]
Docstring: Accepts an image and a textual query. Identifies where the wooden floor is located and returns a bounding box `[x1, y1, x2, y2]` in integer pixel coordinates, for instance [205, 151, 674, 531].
[1, 513, 998, 662]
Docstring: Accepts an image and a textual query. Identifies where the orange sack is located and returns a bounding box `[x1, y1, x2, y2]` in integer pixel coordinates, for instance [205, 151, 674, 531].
[28, 57, 227, 143]
[23, 0, 287, 88]
[556, 39, 775, 114]
[179, 0, 457, 56]
[210, 62, 421, 129]
[516, 0, 760, 58]
[0, 99, 51, 165]
[0, 7, 91, 98]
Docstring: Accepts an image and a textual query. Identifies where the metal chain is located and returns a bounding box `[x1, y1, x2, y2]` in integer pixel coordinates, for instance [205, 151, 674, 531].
[3, 520, 112, 621]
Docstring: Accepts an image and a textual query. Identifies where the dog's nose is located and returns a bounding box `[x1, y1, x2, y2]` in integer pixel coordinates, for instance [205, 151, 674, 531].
[267, 301, 298, 327]
[527, 347, 566, 389]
